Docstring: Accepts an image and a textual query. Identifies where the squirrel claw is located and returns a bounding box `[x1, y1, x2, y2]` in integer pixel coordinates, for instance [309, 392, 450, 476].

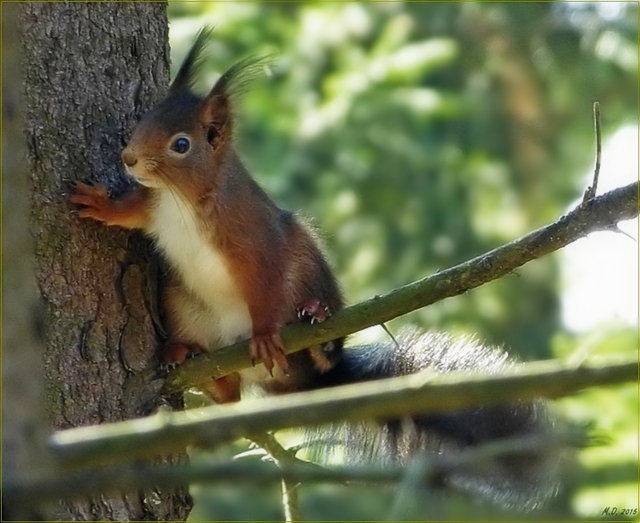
[69, 181, 111, 222]
[249, 332, 289, 374]
[159, 341, 201, 369]
[296, 298, 331, 324]
[159, 362, 177, 373]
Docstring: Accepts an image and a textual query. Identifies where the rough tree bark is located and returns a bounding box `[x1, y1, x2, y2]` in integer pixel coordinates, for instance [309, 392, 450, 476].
[21, 3, 190, 520]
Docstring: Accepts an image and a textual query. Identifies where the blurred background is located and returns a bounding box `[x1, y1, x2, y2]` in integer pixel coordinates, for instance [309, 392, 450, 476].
[167, 2, 638, 520]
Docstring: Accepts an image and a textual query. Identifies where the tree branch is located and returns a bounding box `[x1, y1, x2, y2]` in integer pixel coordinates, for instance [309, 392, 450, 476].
[166, 181, 639, 391]
[7, 431, 583, 508]
[248, 433, 304, 522]
[51, 355, 637, 468]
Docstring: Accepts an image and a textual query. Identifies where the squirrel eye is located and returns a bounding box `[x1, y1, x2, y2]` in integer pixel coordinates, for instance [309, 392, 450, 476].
[170, 137, 190, 154]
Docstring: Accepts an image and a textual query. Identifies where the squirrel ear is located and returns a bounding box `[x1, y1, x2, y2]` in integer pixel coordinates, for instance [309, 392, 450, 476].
[167, 26, 215, 97]
[199, 94, 230, 145]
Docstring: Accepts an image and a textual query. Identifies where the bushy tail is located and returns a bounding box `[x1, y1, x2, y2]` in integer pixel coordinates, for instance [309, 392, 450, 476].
[308, 330, 561, 510]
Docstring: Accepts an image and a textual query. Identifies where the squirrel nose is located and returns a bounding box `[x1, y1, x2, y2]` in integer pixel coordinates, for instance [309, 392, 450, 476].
[121, 148, 138, 167]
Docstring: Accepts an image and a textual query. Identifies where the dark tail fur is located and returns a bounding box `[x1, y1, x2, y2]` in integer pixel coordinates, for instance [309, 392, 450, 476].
[308, 330, 561, 510]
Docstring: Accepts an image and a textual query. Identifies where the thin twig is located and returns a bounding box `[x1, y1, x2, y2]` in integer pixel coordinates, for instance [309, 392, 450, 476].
[248, 433, 304, 522]
[280, 477, 301, 523]
[248, 432, 324, 472]
[608, 224, 637, 242]
[583, 101, 602, 202]
[379, 322, 400, 350]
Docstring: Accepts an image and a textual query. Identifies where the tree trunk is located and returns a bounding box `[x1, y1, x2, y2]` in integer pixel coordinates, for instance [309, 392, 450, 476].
[21, 3, 190, 520]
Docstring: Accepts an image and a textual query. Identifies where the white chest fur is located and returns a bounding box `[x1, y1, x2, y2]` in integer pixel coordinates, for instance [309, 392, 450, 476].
[149, 191, 252, 349]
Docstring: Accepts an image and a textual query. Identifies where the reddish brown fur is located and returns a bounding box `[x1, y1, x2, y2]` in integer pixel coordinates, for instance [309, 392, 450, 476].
[70, 36, 344, 401]
[70, 182, 152, 230]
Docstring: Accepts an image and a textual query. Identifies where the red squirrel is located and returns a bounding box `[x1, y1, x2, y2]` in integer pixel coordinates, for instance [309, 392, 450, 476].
[70, 28, 560, 509]
[70, 29, 344, 402]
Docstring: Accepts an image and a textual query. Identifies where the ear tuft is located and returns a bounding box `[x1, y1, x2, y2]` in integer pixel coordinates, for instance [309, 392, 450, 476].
[210, 52, 276, 100]
[199, 53, 277, 146]
[167, 26, 215, 97]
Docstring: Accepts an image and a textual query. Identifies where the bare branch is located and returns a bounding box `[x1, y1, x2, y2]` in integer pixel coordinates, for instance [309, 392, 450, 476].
[166, 181, 639, 391]
[7, 431, 583, 509]
[51, 355, 637, 468]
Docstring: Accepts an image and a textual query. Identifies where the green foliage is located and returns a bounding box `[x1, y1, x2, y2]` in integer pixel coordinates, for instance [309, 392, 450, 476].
[552, 326, 639, 519]
[169, 1, 636, 357]
[168, 2, 638, 520]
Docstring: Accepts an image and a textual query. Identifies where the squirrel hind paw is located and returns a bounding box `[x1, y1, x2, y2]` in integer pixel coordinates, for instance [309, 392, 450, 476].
[249, 332, 289, 375]
[296, 298, 331, 324]
[159, 341, 203, 367]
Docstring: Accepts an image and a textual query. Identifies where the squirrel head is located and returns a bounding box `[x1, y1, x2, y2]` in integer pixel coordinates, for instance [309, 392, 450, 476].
[121, 27, 270, 194]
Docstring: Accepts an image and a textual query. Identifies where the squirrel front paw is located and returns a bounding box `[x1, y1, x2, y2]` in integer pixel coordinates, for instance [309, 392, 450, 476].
[249, 331, 289, 375]
[69, 181, 150, 229]
[69, 181, 112, 223]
